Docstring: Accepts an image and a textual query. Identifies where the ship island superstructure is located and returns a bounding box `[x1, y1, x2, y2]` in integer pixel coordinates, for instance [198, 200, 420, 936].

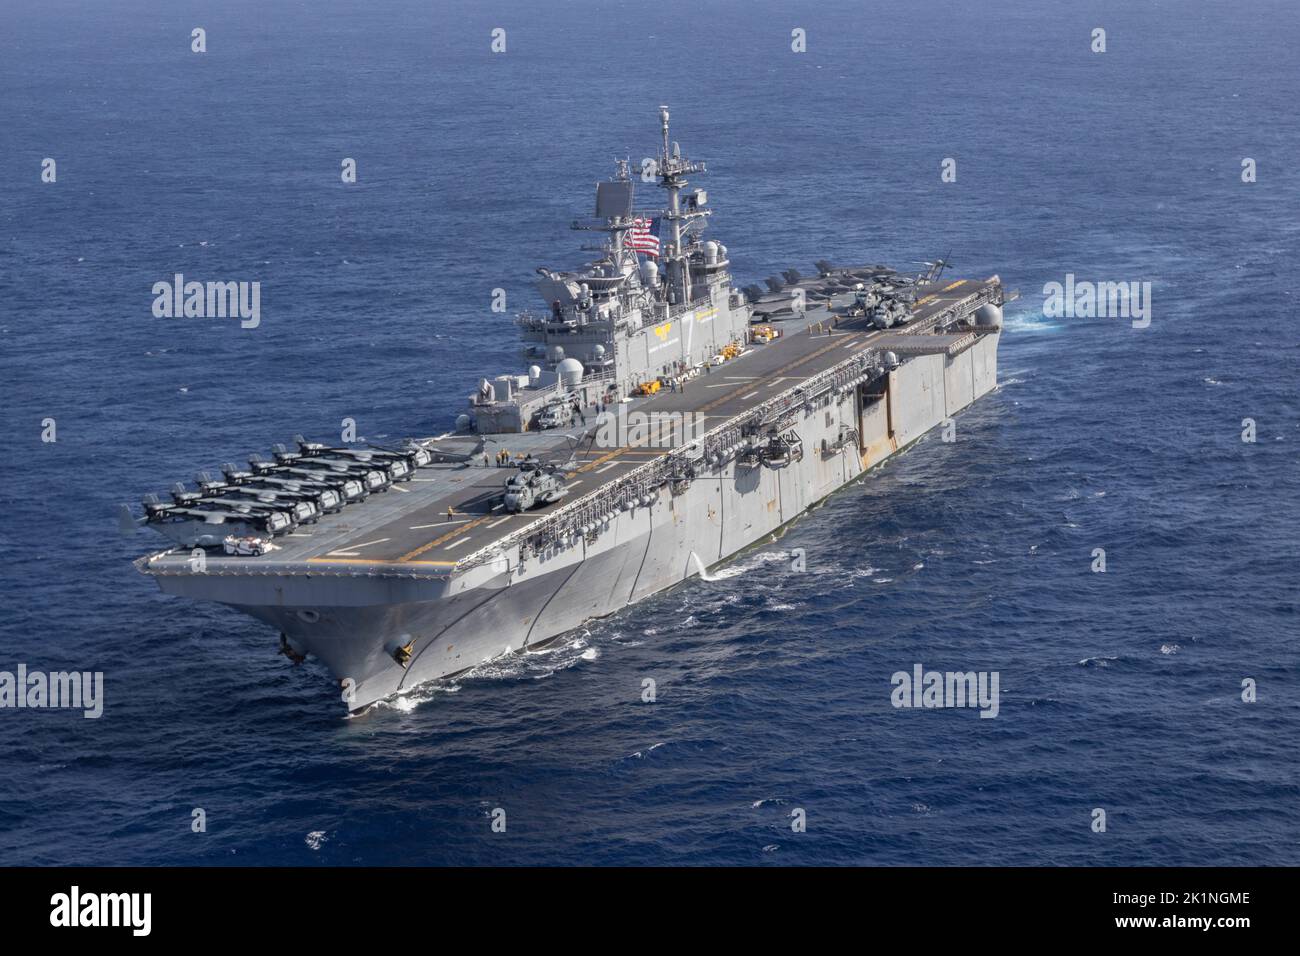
[130, 108, 1007, 711]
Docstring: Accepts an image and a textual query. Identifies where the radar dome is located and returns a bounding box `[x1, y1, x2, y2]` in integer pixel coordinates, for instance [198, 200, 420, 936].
[557, 357, 584, 386]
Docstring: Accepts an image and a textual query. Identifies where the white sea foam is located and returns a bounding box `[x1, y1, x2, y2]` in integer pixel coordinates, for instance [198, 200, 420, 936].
[363, 635, 597, 713]
[371, 680, 462, 715]
[1003, 312, 1059, 333]
[707, 550, 791, 580]
[1077, 656, 1117, 668]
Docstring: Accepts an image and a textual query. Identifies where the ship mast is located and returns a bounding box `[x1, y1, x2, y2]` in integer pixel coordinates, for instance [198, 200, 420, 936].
[570, 157, 637, 292]
[656, 105, 708, 307]
[610, 158, 630, 264]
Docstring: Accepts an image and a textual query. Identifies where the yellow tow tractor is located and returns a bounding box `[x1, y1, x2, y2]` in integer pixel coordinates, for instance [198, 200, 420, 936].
[751, 324, 781, 344]
[633, 379, 662, 397]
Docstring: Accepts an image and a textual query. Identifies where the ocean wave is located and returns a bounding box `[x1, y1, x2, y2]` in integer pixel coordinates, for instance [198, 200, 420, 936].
[1077, 656, 1118, 668]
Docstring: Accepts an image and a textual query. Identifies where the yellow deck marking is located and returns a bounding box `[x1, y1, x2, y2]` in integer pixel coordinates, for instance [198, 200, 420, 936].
[695, 336, 848, 416]
[398, 514, 495, 562]
[574, 447, 624, 473]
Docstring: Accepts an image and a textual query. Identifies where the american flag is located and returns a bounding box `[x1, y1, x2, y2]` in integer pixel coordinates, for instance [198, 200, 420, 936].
[626, 217, 660, 257]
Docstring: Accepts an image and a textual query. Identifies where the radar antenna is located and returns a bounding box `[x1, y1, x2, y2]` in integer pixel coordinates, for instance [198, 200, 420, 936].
[655, 105, 709, 307]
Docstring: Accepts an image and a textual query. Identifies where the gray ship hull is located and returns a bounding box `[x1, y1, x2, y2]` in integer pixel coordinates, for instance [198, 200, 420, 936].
[150, 330, 999, 710]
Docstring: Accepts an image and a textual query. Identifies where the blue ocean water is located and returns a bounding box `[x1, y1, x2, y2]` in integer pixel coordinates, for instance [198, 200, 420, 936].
[1, 0, 1297, 866]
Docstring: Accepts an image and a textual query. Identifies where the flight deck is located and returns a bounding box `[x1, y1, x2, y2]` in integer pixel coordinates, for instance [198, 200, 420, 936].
[142, 275, 1000, 580]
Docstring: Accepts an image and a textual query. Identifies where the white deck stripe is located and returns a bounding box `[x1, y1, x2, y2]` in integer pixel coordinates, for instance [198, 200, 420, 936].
[327, 537, 389, 555]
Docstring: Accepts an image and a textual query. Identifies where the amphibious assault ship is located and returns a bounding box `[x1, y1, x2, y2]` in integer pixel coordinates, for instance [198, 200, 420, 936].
[128, 108, 1007, 711]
